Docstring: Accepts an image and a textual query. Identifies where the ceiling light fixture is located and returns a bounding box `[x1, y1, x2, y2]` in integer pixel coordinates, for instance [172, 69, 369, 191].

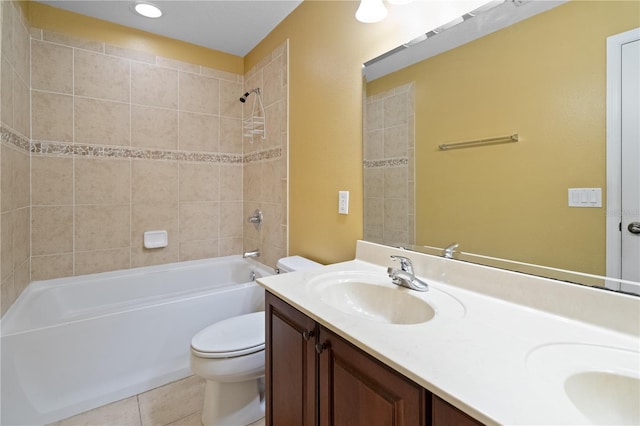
[134, 2, 162, 18]
[356, 0, 388, 23]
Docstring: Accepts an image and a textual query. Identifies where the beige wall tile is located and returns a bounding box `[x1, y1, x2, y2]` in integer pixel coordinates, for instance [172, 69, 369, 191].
[75, 248, 130, 276]
[384, 167, 408, 199]
[42, 29, 104, 52]
[364, 130, 383, 160]
[178, 112, 219, 153]
[31, 90, 73, 142]
[31, 40, 73, 93]
[180, 240, 219, 262]
[219, 237, 242, 256]
[1, 145, 29, 211]
[261, 203, 283, 249]
[12, 7, 30, 86]
[219, 164, 242, 202]
[138, 375, 204, 426]
[219, 201, 243, 238]
[75, 158, 131, 205]
[384, 198, 408, 231]
[165, 410, 203, 426]
[105, 44, 156, 64]
[179, 162, 219, 202]
[74, 49, 129, 102]
[1, 211, 14, 281]
[366, 99, 383, 132]
[131, 203, 179, 268]
[243, 162, 261, 203]
[31, 206, 73, 256]
[219, 117, 243, 154]
[1, 2, 15, 66]
[74, 97, 130, 146]
[384, 125, 408, 158]
[263, 101, 282, 150]
[179, 202, 219, 242]
[156, 57, 200, 74]
[262, 57, 282, 107]
[31, 254, 73, 281]
[52, 396, 141, 426]
[179, 72, 219, 115]
[31, 156, 73, 206]
[262, 159, 283, 204]
[12, 207, 29, 269]
[131, 105, 178, 150]
[131, 62, 178, 109]
[75, 205, 130, 251]
[1, 57, 14, 127]
[1, 274, 16, 317]
[219, 79, 242, 119]
[132, 160, 179, 204]
[13, 74, 30, 138]
[13, 258, 30, 304]
[384, 93, 408, 128]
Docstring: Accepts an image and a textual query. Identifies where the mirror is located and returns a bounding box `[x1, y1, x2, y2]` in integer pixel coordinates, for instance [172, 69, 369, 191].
[363, 0, 640, 294]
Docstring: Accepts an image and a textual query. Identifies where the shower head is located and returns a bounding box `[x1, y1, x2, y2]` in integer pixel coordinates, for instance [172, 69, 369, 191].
[239, 88, 260, 103]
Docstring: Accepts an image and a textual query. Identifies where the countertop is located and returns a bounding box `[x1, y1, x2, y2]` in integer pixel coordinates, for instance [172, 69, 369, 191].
[257, 241, 640, 425]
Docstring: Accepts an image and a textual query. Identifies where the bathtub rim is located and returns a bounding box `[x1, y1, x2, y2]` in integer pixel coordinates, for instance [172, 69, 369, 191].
[1, 255, 274, 336]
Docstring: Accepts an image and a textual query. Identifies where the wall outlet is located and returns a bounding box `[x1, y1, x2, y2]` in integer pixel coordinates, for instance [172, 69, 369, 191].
[338, 191, 349, 214]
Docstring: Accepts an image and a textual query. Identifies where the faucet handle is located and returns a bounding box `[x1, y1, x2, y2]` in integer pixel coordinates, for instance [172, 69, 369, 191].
[390, 255, 413, 273]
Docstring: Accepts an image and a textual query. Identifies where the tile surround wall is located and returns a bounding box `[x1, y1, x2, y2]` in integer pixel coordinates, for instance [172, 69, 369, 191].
[1, 1, 31, 316]
[242, 42, 288, 268]
[0, 11, 288, 315]
[363, 83, 415, 247]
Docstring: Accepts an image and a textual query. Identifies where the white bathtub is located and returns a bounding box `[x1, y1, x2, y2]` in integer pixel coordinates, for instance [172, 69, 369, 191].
[0, 256, 272, 426]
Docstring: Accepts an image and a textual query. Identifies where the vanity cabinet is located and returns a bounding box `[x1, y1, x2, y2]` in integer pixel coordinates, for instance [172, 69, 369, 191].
[265, 292, 484, 426]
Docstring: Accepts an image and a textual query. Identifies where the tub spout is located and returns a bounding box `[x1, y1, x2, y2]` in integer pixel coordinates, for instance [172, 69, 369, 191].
[243, 249, 260, 258]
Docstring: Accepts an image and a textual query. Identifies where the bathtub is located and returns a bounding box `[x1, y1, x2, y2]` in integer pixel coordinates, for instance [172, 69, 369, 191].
[0, 256, 272, 426]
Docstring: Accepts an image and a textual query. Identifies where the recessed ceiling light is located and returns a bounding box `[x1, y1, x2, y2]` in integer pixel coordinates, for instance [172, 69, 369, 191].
[134, 2, 162, 18]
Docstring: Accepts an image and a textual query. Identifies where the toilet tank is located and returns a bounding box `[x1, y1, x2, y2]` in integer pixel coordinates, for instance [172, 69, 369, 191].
[276, 256, 322, 273]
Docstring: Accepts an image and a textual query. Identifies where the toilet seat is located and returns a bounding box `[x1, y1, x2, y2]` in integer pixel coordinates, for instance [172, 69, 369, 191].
[191, 311, 265, 359]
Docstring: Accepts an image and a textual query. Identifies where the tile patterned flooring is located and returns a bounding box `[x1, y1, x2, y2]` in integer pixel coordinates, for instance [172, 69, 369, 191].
[50, 375, 265, 426]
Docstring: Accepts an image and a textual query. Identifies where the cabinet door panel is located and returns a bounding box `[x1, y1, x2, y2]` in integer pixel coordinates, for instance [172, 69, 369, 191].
[266, 293, 317, 426]
[432, 395, 484, 426]
[319, 326, 427, 426]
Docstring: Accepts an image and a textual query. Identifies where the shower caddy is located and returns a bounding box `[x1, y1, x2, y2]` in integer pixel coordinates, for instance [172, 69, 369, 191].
[243, 88, 266, 142]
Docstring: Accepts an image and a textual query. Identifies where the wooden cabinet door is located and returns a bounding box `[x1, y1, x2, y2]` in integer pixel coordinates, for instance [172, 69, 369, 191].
[265, 292, 318, 426]
[432, 395, 484, 426]
[317, 326, 428, 426]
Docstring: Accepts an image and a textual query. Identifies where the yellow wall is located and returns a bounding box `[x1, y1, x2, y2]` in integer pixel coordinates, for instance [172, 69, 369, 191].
[27, 2, 243, 73]
[245, 0, 472, 264]
[366, 1, 639, 274]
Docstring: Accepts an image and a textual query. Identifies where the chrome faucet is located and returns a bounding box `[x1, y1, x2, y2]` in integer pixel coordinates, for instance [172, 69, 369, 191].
[243, 248, 260, 258]
[443, 242, 459, 259]
[387, 255, 429, 292]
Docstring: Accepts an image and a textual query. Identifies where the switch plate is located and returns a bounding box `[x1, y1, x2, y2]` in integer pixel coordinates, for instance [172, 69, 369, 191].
[568, 188, 602, 207]
[338, 191, 349, 214]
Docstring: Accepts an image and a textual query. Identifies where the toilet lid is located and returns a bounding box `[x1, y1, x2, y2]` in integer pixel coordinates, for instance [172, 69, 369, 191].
[191, 311, 265, 358]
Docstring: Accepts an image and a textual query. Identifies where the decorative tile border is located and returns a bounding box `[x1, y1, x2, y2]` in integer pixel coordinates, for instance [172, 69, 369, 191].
[363, 158, 409, 168]
[2, 125, 280, 164]
[1, 126, 30, 152]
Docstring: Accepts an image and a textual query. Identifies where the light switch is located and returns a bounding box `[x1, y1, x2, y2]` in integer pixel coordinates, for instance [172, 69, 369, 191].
[338, 191, 349, 214]
[568, 188, 602, 208]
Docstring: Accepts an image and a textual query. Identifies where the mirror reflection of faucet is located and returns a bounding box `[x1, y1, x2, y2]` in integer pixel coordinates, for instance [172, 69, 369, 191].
[387, 255, 429, 292]
[443, 242, 459, 259]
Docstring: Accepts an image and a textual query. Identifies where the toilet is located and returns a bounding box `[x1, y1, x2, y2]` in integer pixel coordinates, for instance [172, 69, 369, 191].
[190, 256, 321, 426]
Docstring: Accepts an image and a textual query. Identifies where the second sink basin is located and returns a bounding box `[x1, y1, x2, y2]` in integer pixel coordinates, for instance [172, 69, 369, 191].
[307, 270, 464, 325]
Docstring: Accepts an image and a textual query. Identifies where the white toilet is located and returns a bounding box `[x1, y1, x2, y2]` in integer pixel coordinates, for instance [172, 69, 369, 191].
[190, 256, 321, 426]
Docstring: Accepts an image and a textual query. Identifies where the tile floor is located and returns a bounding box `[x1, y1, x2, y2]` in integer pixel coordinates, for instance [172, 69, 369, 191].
[50, 375, 266, 426]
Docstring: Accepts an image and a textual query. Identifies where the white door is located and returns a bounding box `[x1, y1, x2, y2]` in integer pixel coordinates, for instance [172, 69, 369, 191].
[606, 28, 640, 294]
[620, 38, 640, 289]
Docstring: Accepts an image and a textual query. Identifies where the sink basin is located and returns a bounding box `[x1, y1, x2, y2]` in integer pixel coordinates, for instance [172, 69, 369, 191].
[565, 371, 639, 425]
[307, 270, 464, 325]
[526, 343, 640, 425]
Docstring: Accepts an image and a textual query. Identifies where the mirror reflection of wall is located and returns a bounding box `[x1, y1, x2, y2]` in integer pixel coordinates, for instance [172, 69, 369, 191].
[363, 83, 415, 247]
[364, 1, 639, 277]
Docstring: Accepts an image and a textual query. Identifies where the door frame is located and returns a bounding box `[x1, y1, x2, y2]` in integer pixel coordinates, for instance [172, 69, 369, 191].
[606, 27, 640, 289]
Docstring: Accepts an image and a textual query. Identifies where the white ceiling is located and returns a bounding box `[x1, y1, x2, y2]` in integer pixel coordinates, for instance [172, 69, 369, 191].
[35, 0, 303, 56]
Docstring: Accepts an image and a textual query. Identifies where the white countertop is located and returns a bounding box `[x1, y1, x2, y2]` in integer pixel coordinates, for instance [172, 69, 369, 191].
[257, 241, 640, 425]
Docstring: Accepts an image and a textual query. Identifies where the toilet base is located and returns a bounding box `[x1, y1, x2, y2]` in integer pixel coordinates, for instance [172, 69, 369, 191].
[202, 378, 265, 426]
